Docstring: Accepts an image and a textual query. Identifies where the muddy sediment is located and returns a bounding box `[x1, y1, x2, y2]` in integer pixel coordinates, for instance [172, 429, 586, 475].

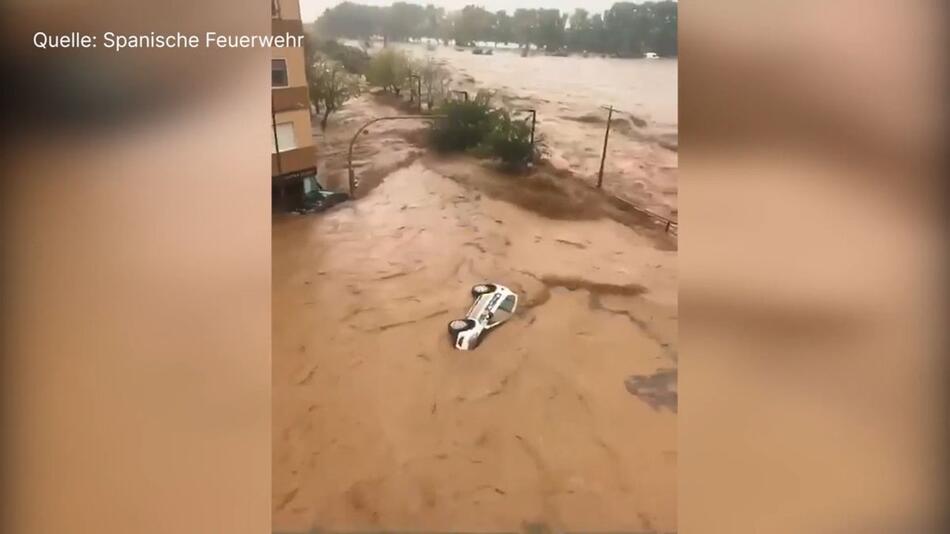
[274, 78, 676, 533]
[423, 155, 676, 250]
[392, 43, 678, 219]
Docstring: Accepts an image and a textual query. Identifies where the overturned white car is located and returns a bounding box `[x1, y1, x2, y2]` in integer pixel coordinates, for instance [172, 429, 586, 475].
[448, 283, 519, 350]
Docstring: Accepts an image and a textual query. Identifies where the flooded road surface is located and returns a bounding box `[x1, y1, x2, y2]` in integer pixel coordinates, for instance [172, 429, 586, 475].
[396, 44, 679, 219]
[274, 98, 677, 530]
[310, 92, 429, 194]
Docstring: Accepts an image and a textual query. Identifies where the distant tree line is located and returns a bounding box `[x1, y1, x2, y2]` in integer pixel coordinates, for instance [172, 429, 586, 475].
[314, 1, 678, 57]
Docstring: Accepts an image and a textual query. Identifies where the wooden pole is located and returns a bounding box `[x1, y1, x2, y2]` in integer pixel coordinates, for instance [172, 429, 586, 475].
[597, 105, 613, 188]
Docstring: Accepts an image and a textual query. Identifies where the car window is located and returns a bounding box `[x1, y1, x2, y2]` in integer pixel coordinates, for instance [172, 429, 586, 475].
[467, 294, 489, 317]
[489, 295, 515, 326]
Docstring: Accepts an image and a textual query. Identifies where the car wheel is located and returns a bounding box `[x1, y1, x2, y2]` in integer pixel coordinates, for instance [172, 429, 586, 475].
[448, 319, 474, 335]
[471, 283, 496, 298]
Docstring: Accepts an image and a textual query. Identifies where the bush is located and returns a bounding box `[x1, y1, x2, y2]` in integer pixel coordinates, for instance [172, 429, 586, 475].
[430, 98, 494, 152]
[366, 48, 411, 94]
[484, 110, 534, 167]
[430, 97, 534, 169]
[414, 57, 449, 110]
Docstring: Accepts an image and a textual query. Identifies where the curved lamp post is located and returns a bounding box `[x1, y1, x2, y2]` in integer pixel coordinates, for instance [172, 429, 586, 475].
[347, 114, 447, 197]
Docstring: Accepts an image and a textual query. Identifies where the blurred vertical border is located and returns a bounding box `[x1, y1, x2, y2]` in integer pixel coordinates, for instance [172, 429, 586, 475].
[679, 1, 947, 533]
[2, 1, 948, 534]
[2, 2, 271, 534]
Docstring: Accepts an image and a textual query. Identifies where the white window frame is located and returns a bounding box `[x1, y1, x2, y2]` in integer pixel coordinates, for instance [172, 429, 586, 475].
[272, 121, 297, 153]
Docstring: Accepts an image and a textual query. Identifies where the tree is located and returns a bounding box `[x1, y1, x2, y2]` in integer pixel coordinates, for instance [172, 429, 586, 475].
[305, 32, 370, 75]
[589, 13, 607, 54]
[436, 12, 455, 44]
[310, 58, 361, 129]
[314, 2, 380, 40]
[415, 57, 449, 110]
[314, 1, 677, 58]
[512, 8, 538, 50]
[493, 10, 514, 45]
[366, 48, 411, 95]
[535, 9, 567, 51]
[484, 110, 533, 167]
[384, 2, 425, 42]
[604, 2, 653, 57]
[453, 5, 494, 47]
[568, 9, 590, 51]
[423, 4, 446, 38]
[650, 1, 678, 56]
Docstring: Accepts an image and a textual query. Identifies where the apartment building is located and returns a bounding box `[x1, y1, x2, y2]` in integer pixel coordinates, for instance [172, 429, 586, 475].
[271, 0, 316, 210]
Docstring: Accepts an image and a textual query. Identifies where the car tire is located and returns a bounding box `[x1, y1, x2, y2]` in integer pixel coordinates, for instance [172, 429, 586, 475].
[448, 319, 474, 335]
[471, 283, 496, 298]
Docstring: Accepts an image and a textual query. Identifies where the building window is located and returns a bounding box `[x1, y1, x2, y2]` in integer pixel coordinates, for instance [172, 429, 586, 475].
[272, 122, 296, 153]
[272, 59, 288, 87]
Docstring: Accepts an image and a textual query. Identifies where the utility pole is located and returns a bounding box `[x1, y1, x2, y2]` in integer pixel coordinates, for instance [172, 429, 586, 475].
[597, 105, 614, 188]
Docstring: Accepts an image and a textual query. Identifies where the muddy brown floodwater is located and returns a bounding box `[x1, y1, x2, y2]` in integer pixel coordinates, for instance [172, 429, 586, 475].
[394, 43, 678, 220]
[274, 95, 677, 532]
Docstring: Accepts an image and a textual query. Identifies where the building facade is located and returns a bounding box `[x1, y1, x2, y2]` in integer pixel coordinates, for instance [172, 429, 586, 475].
[271, 0, 316, 210]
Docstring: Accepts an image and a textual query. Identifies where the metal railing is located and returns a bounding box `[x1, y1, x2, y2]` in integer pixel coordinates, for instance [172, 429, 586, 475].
[594, 103, 677, 235]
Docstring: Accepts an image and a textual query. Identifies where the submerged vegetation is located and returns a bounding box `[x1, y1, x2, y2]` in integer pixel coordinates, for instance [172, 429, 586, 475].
[483, 110, 534, 167]
[304, 35, 364, 128]
[309, 58, 361, 129]
[416, 57, 449, 110]
[430, 95, 494, 152]
[431, 93, 534, 169]
[302, 9, 550, 165]
[364, 49, 448, 110]
[315, 1, 678, 57]
[366, 47, 412, 95]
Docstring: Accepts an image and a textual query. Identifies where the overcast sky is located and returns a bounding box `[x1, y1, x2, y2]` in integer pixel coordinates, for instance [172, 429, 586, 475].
[300, 0, 640, 24]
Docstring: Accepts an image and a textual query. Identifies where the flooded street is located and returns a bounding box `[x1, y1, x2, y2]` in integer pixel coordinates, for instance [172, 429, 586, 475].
[274, 57, 677, 531]
[395, 43, 679, 218]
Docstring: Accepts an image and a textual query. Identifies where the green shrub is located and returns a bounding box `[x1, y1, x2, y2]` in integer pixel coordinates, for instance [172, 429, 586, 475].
[430, 98, 494, 152]
[484, 111, 533, 166]
[366, 48, 411, 94]
[430, 98, 534, 169]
